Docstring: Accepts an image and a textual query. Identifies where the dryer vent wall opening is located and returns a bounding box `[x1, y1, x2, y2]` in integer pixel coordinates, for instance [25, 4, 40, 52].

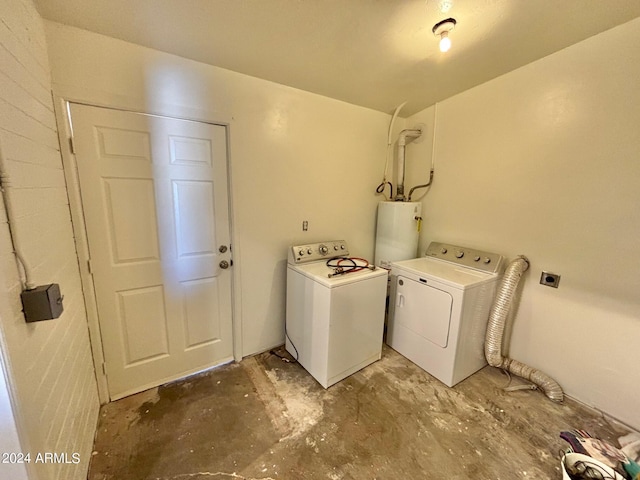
[484, 256, 564, 403]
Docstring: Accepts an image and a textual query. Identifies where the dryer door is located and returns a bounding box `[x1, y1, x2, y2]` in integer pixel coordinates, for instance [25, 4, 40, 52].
[394, 276, 453, 348]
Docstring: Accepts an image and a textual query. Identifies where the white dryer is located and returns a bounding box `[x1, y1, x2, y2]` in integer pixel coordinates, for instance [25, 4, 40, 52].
[387, 242, 504, 387]
[286, 240, 388, 388]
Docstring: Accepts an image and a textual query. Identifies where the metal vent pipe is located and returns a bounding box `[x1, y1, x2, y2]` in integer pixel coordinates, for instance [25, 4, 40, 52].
[394, 128, 422, 201]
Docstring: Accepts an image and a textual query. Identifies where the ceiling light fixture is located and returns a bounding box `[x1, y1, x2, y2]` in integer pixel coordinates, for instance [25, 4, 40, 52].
[432, 18, 457, 53]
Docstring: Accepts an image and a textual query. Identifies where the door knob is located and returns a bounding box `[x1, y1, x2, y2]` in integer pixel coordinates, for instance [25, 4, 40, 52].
[219, 260, 229, 269]
[219, 245, 228, 253]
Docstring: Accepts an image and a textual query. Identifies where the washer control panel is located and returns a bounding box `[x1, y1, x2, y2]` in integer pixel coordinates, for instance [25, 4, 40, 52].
[425, 242, 505, 274]
[289, 240, 349, 264]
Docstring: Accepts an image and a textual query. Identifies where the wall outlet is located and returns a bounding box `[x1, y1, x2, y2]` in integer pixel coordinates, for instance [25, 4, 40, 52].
[540, 271, 560, 288]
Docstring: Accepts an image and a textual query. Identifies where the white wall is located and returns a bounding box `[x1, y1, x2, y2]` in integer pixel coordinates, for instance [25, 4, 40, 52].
[43, 22, 390, 357]
[0, 1, 99, 479]
[407, 18, 640, 429]
[0, 350, 29, 480]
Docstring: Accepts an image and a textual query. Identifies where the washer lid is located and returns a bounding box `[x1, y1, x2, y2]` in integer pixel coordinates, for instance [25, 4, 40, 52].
[391, 257, 497, 289]
[289, 261, 388, 288]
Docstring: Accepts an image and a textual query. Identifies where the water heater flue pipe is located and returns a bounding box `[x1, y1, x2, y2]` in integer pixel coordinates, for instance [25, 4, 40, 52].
[395, 128, 422, 201]
[484, 256, 564, 402]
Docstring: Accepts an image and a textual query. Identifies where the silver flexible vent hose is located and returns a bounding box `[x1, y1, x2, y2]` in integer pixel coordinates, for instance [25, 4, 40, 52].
[484, 256, 564, 403]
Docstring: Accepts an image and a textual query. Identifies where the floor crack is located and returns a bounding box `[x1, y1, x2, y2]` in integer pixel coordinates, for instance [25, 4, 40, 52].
[157, 473, 276, 480]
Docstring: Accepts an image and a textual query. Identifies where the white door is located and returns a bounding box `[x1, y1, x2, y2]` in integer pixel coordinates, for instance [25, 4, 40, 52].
[394, 276, 453, 348]
[70, 104, 234, 399]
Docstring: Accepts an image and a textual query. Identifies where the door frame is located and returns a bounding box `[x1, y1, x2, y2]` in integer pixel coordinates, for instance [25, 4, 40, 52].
[54, 97, 242, 403]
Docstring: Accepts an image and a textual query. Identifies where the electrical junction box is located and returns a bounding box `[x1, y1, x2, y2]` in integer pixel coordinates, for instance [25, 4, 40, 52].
[21, 283, 64, 322]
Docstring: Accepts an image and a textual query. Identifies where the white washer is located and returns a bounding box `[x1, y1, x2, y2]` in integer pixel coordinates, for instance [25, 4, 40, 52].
[387, 242, 505, 387]
[286, 240, 388, 388]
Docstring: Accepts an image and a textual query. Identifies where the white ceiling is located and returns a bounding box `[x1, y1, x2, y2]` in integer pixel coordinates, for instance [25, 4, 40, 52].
[34, 0, 640, 116]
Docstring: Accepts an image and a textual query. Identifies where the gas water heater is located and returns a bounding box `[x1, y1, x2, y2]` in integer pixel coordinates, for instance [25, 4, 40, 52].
[374, 201, 422, 269]
[373, 102, 432, 269]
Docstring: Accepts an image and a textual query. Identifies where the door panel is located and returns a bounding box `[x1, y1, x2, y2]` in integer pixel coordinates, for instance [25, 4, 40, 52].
[182, 277, 221, 349]
[117, 285, 170, 365]
[394, 276, 453, 348]
[104, 177, 160, 263]
[71, 104, 233, 399]
[172, 180, 217, 281]
[169, 135, 213, 166]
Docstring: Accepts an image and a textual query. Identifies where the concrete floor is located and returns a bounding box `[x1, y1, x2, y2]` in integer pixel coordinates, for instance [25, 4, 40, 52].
[88, 347, 628, 480]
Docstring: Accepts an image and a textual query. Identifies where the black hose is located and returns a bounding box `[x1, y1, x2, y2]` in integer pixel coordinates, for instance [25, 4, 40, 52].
[325, 257, 374, 277]
[375, 181, 393, 199]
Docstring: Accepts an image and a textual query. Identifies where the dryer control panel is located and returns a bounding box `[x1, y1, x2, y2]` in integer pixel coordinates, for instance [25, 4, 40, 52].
[425, 242, 505, 274]
[289, 240, 349, 265]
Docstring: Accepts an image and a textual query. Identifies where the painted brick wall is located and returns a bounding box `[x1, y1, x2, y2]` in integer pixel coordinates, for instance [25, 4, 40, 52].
[0, 1, 99, 479]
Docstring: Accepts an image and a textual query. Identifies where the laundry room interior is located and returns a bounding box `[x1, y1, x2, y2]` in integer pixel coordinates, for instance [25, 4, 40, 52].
[0, 1, 639, 479]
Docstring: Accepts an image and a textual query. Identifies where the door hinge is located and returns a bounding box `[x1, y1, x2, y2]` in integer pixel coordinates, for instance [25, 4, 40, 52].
[101, 362, 107, 376]
[69, 136, 76, 154]
[87, 258, 93, 274]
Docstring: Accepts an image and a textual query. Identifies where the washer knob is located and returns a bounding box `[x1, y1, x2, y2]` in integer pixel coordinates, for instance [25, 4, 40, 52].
[441, 247, 448, 254]
[333, 245, 339, 251]
[455, 250, 464, 258]
[307, 248, 312, 255]
[474, 256, 481, 262]
[298, 249, 304, 256]
[484, 257, 491, 264]
[340, 244, 346, 250]
[319, 245, 329, 255]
